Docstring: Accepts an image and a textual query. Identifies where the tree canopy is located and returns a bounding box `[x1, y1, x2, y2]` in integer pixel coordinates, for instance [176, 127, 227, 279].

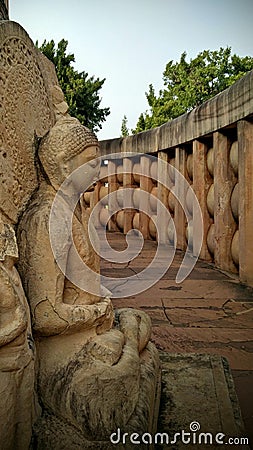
[120, 115, 129, 137]
[37, 39, 110, 132]
[133, 47, 253, 133]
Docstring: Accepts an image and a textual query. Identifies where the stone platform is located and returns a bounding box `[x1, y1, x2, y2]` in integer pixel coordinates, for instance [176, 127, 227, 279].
[157, 353, 248, 449]
[101, 232, 253, 448]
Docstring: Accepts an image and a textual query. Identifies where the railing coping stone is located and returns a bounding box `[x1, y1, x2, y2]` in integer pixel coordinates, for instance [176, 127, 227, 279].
[99, 70, 253, 155]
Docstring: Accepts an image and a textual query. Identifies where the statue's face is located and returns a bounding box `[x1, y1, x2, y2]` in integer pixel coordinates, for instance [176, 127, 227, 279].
[66, 144, 101, 194]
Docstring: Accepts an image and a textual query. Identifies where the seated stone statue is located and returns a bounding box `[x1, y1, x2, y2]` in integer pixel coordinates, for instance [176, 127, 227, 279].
[17, 116, 160, 448]
[0, 219, 36, 450]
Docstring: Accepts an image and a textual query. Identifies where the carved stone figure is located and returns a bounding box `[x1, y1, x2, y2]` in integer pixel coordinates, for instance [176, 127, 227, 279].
[17, 115, 160, 448]
[0, 21, 54, 449]
[0, 220, 36, 450]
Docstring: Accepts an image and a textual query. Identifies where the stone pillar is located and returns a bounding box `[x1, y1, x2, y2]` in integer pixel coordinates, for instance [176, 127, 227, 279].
[157, 150, 171, 244]
[108, 160, 119, 232]
[123, 157, 135, 234]
[238, 119, 253, 286]
[139, 155, 152, 239]
[193, 140, 213, 260]
[174, 147, 187, 251]
[213, 132, 237, 273]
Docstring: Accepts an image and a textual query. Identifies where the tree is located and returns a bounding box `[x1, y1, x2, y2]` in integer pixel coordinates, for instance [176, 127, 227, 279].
[121, 115, 129, 136]
[133, 47, 253, 133]
[37, 39, 110, 132]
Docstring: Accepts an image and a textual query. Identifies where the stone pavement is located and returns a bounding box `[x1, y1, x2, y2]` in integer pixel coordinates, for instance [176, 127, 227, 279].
[101, 232, 253, 448]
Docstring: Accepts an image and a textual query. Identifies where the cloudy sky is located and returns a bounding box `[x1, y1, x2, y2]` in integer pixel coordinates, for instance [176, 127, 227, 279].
[10, 0, 253, 140]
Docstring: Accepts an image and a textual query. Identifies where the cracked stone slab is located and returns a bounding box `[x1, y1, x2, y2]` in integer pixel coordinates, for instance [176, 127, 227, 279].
[158, 279, 253, 300]
[161, 267, 232, 281]
[141, 281, 205, 299]
[151, 328, 253, 370]
[162, 297, 227, 309]
[164, 308, 227, 326]
[157, 353, 250, 449]
[112, 296, 163, 308]
[194, 312, 253, 329]
[101, 267, 137, 278]
[223, 301, 253, 314]
[152, 326, 253, 344]
[140, 308, 169, 323]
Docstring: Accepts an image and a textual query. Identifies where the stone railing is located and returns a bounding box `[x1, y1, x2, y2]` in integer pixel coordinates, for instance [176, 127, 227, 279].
[85, 70, 253, 287]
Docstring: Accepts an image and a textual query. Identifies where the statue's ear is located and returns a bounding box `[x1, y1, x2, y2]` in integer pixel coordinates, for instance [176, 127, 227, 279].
[40, 151, 69, 191]
[56, 151, 69, 181]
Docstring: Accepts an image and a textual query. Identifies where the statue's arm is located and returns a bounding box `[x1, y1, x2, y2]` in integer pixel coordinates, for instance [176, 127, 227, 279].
[34, 295, 113, 336]
[0, 309, 26, 347]
[0, 271, 27, 347]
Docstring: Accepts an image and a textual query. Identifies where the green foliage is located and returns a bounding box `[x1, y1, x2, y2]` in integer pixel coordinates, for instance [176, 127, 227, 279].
[133, 47, 253, 133]
[37, 39, 110, 132]
[121, 115, 129, 136]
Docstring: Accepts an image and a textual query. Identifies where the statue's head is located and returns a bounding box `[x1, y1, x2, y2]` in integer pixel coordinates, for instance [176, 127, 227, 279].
[0, 219, 18, 266]
[39, 116, 100, 191]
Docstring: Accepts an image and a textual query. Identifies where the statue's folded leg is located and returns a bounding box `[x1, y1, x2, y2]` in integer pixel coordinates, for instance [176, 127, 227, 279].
[34, 309, 161, 449]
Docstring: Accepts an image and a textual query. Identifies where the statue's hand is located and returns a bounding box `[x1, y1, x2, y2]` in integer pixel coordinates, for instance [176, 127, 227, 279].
[71, 299, 113, 326]
[33, 297, 114, 336]
[116, 308, 151, 353]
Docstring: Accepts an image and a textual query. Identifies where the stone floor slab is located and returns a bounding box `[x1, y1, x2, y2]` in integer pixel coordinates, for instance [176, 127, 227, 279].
[162, 297, 227, 308]
[151, 325, 253, 345]
[165, 308, 226, 325]
[157, 353, 249, 449]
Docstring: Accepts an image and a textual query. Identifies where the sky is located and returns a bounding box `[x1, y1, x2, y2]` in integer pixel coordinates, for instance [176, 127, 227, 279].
[10, 0, 253, 140]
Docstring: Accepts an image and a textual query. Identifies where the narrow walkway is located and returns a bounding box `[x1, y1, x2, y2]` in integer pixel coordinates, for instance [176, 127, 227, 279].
[101, 232, 253, 447]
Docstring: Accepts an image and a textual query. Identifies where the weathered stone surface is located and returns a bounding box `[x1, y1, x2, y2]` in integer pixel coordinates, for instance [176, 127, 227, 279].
[0, 0, 8, 20]
[0, 21, 54, 224]
[213, 132, 238, 274]
[238, 119, 253, 286]
[0, 219, 36, 450]
[157, 353, 249, 449]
